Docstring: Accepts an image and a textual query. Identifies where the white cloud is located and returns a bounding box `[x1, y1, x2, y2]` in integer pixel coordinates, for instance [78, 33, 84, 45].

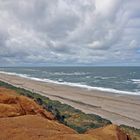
[0, 0, 140, 66]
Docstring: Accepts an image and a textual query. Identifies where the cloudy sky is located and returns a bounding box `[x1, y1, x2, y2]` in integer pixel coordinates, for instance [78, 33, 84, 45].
[0, 0, 140, 66]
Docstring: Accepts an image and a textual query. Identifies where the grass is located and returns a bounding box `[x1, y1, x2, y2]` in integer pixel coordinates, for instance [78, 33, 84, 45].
[120, 125, 140, 140]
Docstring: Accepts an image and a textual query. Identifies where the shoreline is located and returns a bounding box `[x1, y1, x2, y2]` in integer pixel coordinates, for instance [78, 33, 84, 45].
[0, 71, 139, 96]
[0, 73, 140, 128]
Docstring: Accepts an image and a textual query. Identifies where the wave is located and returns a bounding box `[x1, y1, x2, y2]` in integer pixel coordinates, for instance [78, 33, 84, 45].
[0, 71, 140, 95]
[132, 79, 140, 84]
[94, 76, 116, 80]
[0, 71, 29, 78]
[22, 68, 40, 72]
[44, 72, 90, 76]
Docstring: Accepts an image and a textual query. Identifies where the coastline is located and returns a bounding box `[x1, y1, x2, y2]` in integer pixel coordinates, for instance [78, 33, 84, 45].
[0, 72, 140, 128]
[0, 70, 139, 95]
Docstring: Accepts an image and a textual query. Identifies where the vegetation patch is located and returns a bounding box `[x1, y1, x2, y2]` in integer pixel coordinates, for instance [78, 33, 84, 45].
[120, 125, 140, 140]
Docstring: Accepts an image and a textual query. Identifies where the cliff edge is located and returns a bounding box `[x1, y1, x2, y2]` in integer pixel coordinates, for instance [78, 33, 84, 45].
[0, 87, 130, 140]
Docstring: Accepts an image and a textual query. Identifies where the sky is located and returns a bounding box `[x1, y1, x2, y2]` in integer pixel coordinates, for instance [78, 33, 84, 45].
[0, 0, 140, 66]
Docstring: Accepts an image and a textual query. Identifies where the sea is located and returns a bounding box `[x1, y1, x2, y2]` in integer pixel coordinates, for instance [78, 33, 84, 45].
[0, 67, 140, 95]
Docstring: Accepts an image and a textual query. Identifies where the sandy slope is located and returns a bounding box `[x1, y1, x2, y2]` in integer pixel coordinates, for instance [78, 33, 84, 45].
[0, 87, 130, 140]
[0, 73, 140, 128]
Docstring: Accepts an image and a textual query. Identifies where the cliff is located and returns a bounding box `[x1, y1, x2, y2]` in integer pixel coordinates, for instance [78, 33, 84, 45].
[0, 87, 131, 140]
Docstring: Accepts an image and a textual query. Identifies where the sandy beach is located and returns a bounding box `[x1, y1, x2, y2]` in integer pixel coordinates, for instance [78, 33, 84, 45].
[0, 73, 140, 129]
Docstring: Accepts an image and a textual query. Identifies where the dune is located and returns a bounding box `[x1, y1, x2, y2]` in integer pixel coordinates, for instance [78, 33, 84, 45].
[0, 87, 131, 140]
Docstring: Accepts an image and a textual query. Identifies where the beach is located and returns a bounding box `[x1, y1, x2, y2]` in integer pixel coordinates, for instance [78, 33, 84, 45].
[0, 72, 140, 129]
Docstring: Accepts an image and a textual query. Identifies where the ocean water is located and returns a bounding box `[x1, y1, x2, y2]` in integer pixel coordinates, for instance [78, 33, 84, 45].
[0, 67, 140, 95]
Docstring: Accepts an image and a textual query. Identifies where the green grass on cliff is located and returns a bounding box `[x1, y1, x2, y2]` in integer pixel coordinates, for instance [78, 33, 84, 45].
[120, 125, 140, 140]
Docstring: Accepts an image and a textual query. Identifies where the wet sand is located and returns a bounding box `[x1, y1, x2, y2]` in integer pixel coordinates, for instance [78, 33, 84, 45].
[0, 73, 140, 128]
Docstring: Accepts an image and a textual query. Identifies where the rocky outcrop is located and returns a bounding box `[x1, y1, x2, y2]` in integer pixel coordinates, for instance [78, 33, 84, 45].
[0, 87, 54, 119]
[0, 87, 131, 140]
